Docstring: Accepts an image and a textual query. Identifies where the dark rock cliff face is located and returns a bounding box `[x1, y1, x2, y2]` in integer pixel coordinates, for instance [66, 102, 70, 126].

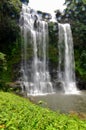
[78, 80, 86, 90]
[76, 76, 86, 90]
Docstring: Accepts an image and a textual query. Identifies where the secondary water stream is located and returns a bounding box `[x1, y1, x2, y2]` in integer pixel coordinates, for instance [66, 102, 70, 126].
[58, 23, 78, 94]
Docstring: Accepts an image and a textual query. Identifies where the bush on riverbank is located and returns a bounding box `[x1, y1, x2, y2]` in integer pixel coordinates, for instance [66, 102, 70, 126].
[0, 92, 86, 130]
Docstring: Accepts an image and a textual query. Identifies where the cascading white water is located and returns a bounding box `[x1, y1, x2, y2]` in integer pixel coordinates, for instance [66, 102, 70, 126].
[20, 4, 53, 95]
[58, 23, 78, 94]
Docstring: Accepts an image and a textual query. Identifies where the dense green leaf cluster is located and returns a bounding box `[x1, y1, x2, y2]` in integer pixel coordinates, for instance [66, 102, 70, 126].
[0, 52, 7, 90]
[0, 0, 23, 84]
[0, 0, 21, 52]
[48, 22, 58, 64]
[0, 92, 86, 130]
[0, 52, 7, 78]
[0, 0, 21, 18]
[64, 0, 86, 24]
[72, 22, 86, 80]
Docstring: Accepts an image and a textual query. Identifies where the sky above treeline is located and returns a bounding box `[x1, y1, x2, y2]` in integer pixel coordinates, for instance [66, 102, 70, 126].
[29, 0, 66, 14]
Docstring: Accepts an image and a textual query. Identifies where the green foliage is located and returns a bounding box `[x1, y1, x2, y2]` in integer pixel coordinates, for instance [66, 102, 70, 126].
[0, 1, 21, 53]
[49, 45, 58, 64]
[72, 21, 86, 80]
[0, 52, 7, 79]
[75, 49, 86, 80]
[82, 0, 86, 4]
[0, 52, 11, 91]
[0, 52, 5, 61]
[64, 0, 86, 24]
[72, 22, 86, 46]
[0, 0, 22, 51]
[0, 0, 21, 19]
[0, 92, 86, 130]
[48, 22, 58, 46]
[0, 0, 22, 83]
[48, 22, 58, 64]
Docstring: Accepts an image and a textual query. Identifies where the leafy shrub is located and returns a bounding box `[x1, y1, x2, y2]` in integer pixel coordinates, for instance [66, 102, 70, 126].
[0, 92, 86, 130]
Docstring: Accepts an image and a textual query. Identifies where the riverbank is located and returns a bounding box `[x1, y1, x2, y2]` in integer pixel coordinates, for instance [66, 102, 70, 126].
[0, 91, 86, 130]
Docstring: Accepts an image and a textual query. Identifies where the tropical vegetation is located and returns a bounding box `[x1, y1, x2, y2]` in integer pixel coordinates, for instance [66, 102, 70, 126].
[0, 0, 86, 129]
[0, 92, 86, 130]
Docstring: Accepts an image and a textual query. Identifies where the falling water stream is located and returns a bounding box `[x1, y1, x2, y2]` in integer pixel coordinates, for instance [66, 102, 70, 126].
[58, 23, 78, 94]
[20, 4, 53, 95]
[19, 3, 79, 95]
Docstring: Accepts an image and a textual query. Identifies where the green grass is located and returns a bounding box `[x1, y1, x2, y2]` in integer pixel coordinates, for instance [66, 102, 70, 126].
[0, 92, 86, 130]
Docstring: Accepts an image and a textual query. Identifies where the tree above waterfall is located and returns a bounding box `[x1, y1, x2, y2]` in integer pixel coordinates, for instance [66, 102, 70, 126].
[0, 0, 22, 53]
[64, 0, 86, 24]
[55, 0, 86, 23]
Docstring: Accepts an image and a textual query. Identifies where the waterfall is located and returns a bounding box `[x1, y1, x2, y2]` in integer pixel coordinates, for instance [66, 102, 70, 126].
[20, 4, 53, 95]
[58, 23, 78, 94]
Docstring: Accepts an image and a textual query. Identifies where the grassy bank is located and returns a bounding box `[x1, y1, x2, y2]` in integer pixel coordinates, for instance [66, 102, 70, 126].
[0, 92, 86, 130]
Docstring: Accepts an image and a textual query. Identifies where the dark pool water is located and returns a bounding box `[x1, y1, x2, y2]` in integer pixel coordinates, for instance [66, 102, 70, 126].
[30, 91, 86, 113]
